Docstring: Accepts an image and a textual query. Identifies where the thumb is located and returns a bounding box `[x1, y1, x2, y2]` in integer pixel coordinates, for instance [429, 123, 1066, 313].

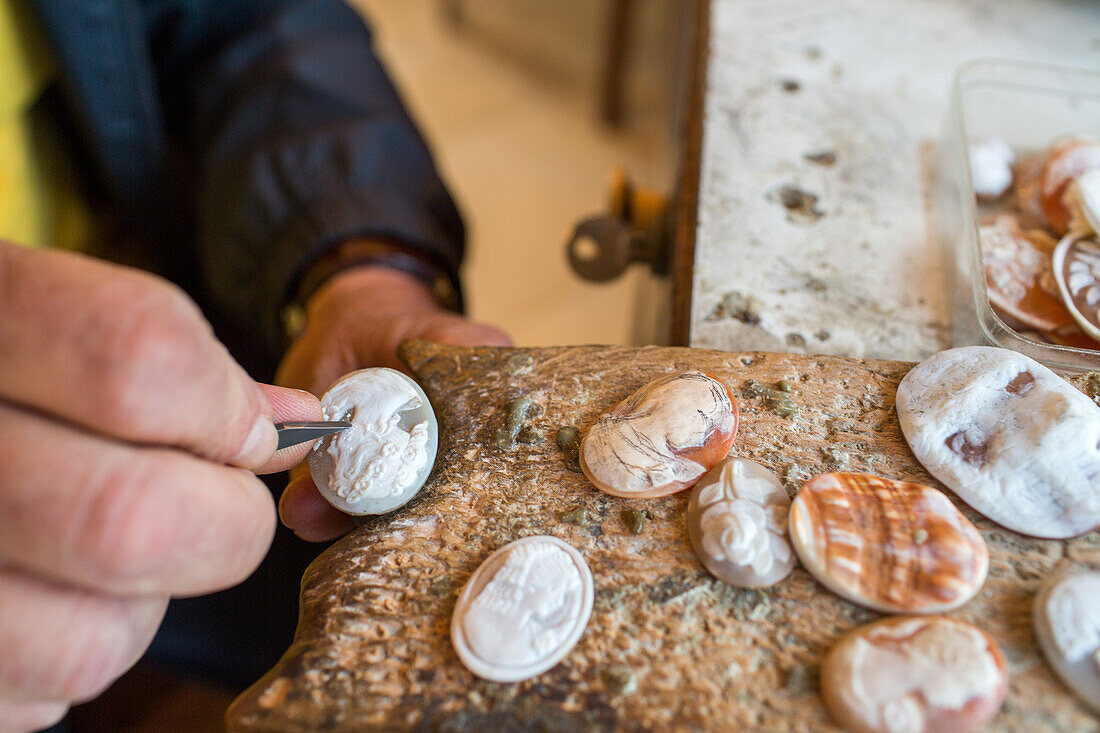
[253, 384, 324, 474]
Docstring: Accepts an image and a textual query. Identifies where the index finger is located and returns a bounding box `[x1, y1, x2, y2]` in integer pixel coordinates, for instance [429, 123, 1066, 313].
[0, 243, 276, 468]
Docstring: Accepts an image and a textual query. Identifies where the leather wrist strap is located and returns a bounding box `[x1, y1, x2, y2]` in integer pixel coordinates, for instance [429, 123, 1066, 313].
[281, 239, 462, 340]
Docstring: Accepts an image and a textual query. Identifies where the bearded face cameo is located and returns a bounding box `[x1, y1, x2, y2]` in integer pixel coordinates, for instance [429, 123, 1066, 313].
[451, 536, 594, 683]
[308, 368, 438, 516]
[686, 457, 795, 588]
[580, 371, 739, 498]
[1034, 566, 1100, 714]
[896, 346, 1100, 539]
[821, 616, 1008, 733]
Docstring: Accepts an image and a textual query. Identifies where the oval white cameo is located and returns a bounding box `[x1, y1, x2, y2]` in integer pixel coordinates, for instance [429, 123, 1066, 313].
[1034, 565, 1100, 713]
[686, 457, 795, 588]
[896, 346, 1100, 539]
[451, 536, 594, 683]
[308, 368, 438, 516]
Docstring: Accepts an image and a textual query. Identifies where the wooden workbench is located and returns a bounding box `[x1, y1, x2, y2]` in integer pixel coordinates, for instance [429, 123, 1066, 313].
[226, 340, 1099, 731]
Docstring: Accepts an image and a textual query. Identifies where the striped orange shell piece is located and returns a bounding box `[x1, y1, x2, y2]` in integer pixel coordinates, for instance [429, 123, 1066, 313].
[789, 473, 988, 614]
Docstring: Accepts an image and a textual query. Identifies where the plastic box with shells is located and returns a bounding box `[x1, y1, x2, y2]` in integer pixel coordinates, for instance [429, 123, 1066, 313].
[940, 59, 1100, 372]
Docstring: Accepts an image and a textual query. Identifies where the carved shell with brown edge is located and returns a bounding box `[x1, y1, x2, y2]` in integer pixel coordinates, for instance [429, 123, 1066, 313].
[821, 615, 1008, 733]
[580, 371, 738, 498]
[1034, 564, 1100, 714]
[686, 457, 795, 588]
[788, 472, 988, 614]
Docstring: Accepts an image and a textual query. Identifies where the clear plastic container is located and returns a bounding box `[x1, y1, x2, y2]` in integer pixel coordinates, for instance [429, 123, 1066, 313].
[939, 59, 1100, 372]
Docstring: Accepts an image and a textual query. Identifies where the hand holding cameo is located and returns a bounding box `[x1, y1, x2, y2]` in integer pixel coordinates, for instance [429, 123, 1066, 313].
[0, 244, 312, 728]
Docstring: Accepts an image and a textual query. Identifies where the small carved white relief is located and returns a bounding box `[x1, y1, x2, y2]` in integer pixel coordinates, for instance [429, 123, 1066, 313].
[826, 617, 1006, 733]
[309, 368, 437, 516]
[968, 137, 1015, 200]
[1035, 567, 1100, 713]
[687, 458, 794, 588]
[452, 536, 594, 683]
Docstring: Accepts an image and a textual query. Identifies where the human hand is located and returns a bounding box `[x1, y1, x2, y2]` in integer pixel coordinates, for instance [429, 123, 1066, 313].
[276, 266, 512, 541]
[0, 242, 321, 730]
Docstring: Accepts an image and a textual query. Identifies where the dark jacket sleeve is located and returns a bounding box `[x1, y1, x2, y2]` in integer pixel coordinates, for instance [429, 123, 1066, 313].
[146, 0, 465, 361]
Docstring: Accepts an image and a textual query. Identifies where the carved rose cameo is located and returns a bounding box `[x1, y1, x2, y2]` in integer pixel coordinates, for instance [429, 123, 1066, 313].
[686, 457, 795, 588]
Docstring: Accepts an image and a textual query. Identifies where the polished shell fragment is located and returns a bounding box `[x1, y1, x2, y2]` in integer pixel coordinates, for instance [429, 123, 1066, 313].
[1034, 566, 1100, 713]
[686, 457, 795, 588]
[968, 137, 1015, 201]
[896, 346, 1100, 538]
[1040, 138, 1100, 235]
[580, 371, 738, 498]
[980, 215, 1069, 332]
[308, 368, 438, 516]
[1053, 233, 1100, 344]
[451, 536, 593, 683]
[788, 472, 988, 614]
[821, 616, 1008, 733]
[1066, 168, 1100, 235]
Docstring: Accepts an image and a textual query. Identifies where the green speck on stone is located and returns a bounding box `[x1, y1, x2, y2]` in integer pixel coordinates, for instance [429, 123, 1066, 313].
[783, 666, 816, 694]
[517, 426, 543, 444]
[914, 528, 929, 544]
[505, 353, 535, 375]
[742, 380, 798, 419]
[493, 395, 533, 449]
[560, 506, 588, 525]
[555, 426, 583, 472]
[601, 666, 637, 695]
[1086, 373, 1100, 405]
[623, 508, 648, 535]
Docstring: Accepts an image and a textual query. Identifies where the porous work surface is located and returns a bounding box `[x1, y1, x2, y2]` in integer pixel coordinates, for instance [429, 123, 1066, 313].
[228, 341, 1100, 732]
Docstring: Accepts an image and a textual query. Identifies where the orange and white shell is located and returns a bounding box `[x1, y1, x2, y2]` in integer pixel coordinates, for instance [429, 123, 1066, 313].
[1065, 168, 1100, 236]
[686, 457, 795, 588]
[1040, 138, 1100, 235]
[980, 215, 1069, 332]
[1034, 566, 1100, 714]
[1053, 233, 1100, 344]
[788, 473, 988, 614]
[821, 616, 1008, 733]
[896, 346, 1100, 539]
[451, 536, 593, 683]
[580, 371, 738, 498]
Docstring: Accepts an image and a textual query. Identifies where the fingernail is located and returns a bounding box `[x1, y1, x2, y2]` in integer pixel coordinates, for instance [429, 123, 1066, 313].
[234, 415, 278, 468]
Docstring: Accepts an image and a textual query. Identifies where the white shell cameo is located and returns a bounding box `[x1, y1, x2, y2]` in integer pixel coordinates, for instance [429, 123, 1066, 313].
[308, 368, 438, 516]
[451, 536, 594, 683]
[968, 137, 1015, 201]
[1034, 566, 1100, 713]
[686, 457, 795, 588]
[821, 616, 1008, 733]
[896, 346, 1100, 539]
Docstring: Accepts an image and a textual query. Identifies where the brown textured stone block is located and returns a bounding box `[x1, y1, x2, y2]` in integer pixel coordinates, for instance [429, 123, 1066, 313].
[227, 342, 1099, 732]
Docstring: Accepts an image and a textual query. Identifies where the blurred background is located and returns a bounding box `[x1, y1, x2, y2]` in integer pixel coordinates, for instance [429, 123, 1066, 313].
[351, 0, 687, 346]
